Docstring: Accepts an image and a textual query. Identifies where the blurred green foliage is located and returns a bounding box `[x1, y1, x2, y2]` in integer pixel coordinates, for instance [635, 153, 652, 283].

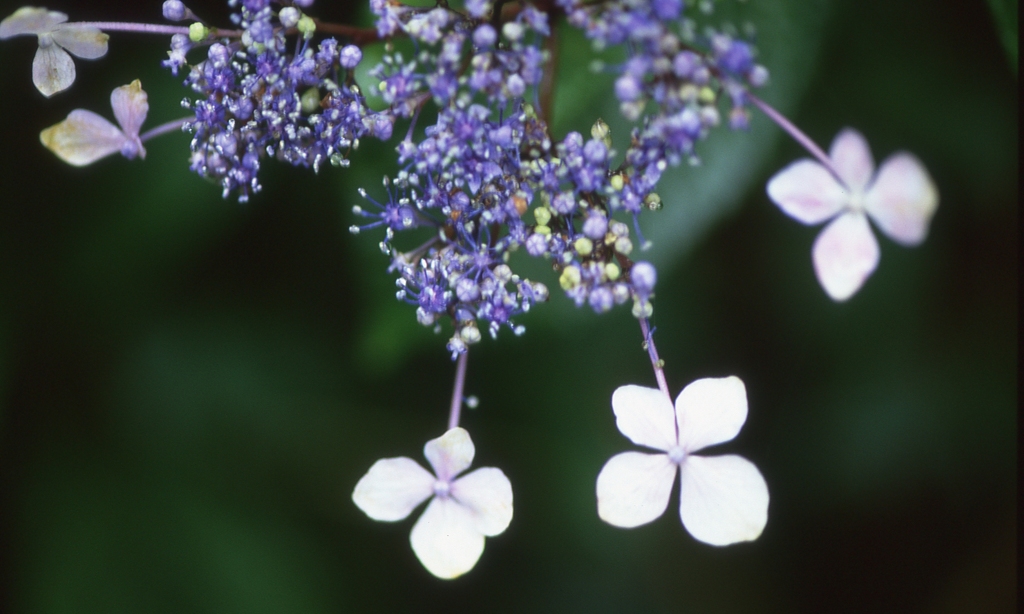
[0, 0, 1015, 612]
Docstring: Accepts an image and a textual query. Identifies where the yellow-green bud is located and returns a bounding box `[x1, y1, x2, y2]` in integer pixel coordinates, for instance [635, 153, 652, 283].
[605, 262, 621, 280]
[559, 265, 581, 290]
[644, 192, 663, 210]
[188, 22, 209, 43]
[632, 299, 653, 318]
[591, 118, 611, 149]
[574, 237, 593, 256]
[698, 86, 716, 105]
[610, 174, 624, 191]
[615, 237, 633, 255]
[534, 225, 552, 235]
[297, 15, 316, 38]
[300, 88, 320, 114]
[533, 207, 551, 226]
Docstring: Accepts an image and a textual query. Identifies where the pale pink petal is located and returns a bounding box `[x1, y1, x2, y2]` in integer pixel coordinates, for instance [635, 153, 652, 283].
[452, 466, 513, 536]
[410, 497, 485, 579]
[596, 451, 676, 528]
[611, 384, 677, 451]
[679, 454, 769, 546]
[39, 109, 126, 166]
[675, 376, 748, 453]
[423, 427, 474, 481]
[766, 160, 847, 225]
[110, 80, 148, 138]
[351, 457, 435, 522]
[32, 42, 75, 97]
[0, 7, 67, 38]
[811, 211, 880, 301]
[51, 25, 109, 59]
[863, 153, 939, 246]
[828, 128, 874, 192]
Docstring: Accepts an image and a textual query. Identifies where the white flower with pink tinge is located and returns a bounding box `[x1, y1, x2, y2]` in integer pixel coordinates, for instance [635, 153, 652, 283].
[352, 427, 512, 579]
[767, 128, 939, 301]
[596, 377, 769, 546]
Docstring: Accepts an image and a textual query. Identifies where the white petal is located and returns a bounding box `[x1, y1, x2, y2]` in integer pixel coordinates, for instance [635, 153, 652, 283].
[410, 497, 485, 579]
[611, 384, 677, 451]
[39, 109, 126, 166]
[828, 128, 874, 192]
[51, 25, 109, 59]
[423, 427, 474, 481]
[679, 454, 769, 546]
[110, 80, 148, 138]
[452, 467, 513, 536]
[351, 457, 435, 522]
[32, 43, 75, 97]
[0, 7, 67, 38]
[766, 159, 847, 225]
[675, 376, 748, 453]
[863, 153, 939, 246]
[596, 451, 676, 528]
[811, 211, 880, 301]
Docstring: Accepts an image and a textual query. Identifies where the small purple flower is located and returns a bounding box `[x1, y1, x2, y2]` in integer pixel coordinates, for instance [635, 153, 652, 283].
[339, 44, 362, 69]
[162, 0, 188, 21]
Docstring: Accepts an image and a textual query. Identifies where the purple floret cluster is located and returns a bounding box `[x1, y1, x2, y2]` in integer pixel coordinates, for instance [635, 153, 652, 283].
[158, 0, 768, 354]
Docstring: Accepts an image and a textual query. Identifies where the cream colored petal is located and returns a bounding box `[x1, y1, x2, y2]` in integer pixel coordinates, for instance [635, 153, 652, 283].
[679, 454, 769, 546]
[32, 42, 75, 97]
[351, 457, 435, 522]
[423, 427, 474, 481]
[675, 376, 748, 453]
[828, 128, 875, 192]
[452, 467, 513, 536]
[596, 451, 676, 528]
[40, 109, 126, 166]
[51, 25, 108, 59]
[811, 211, 880, 302]
[611, 384, 677, 451]
[766, 159, 847, 225]
[863, 153, 939, 246]
[0, 7, 67, 38]
[410, 497, 485, 580]
[110, 80, 148, 138]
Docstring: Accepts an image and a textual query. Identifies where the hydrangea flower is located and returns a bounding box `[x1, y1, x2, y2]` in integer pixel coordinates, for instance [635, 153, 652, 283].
[596, 377, 769, 546]
[766, 128, 939, 301]
[0, 6, 108, 97]
[352, 427, 513, 579]
[40, 80, 148, 166]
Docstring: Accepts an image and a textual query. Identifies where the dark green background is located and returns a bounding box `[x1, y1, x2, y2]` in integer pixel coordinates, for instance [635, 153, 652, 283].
[0, 0, 1016, 611]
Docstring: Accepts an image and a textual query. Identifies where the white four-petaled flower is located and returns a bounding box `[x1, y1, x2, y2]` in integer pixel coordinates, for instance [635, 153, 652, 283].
[352, 427, 513, 579]
[40, 80, 149, 166]
[766, 128, 938, 301]
[596, 377, 769, 546]
[0, 6, 109, 97]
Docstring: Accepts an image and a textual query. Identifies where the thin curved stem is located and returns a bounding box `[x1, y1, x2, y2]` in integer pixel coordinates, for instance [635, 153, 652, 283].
[66, 22, 244, 37]
[638, 318, 670, 401]
[140, 116, 193, 143]
[448, 350, 469, 430]
[747, 92, 844, 183]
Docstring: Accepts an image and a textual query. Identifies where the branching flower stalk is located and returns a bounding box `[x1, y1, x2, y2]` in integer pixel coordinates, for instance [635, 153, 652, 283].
[1, 0, 939, 580]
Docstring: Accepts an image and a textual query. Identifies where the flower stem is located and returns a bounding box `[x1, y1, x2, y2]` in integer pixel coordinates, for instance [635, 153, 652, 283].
[66, 22, 244, 37]
[639, 318, 671, 401]
[747, 92, 844, 183]
[448, 350, 469, 431]
[140, 116, 193, 143]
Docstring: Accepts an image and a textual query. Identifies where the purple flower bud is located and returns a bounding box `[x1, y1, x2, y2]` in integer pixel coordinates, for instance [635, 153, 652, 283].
[162, 0, 187, 21]
[631, 261, 657, 295]
[589, 286, 614, 313]
[614, 73, 642, 102]
[748, 65, 769, 88]
[652, 0, 682, 20]
[507, 74, 526, 97]
[551, 192, 577, 215]
[456, 277, 481, 302]
[279, 7, 300, 28]
[473, 24, 496, 48]
[583, 139, 607, 165]
[294, 0, 314, 7]
[525, 233, 548, 257]
[673, 51, 699, 78]
[339, 44, 362, 69]
[582, 211, 608, 240]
